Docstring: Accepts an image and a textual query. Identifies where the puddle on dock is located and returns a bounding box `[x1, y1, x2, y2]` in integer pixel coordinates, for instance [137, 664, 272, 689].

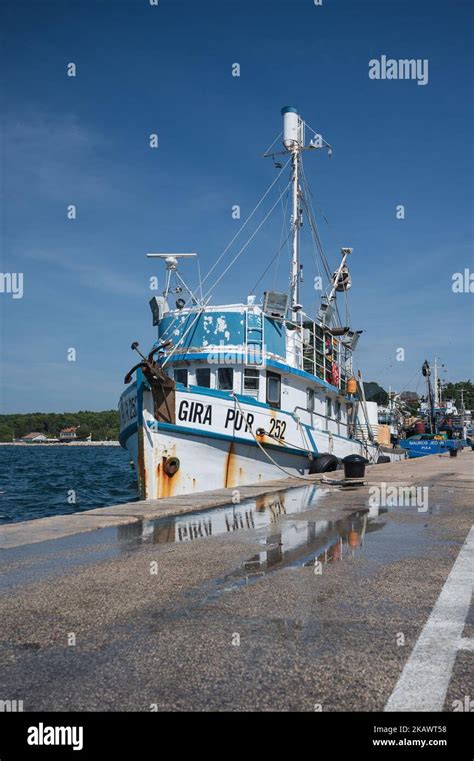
[187, 507, 389, 603]
[138, 484, 323, 546]
[0, 485, 322, 590]
[0, 483, 437, 593]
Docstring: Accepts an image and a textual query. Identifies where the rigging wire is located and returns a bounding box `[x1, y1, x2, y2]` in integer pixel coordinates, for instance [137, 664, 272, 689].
[300, 164, 345, 328]
[263, 130, 283, 158]
[198, 155, 291, 295]
[299, 162, 332, 281]
[162, 178, 292, 368]
[204, 179, 292, 302]
[273, 182, 290, 290]
[250, 229, 293, 295]
[156, 157, 291, 347]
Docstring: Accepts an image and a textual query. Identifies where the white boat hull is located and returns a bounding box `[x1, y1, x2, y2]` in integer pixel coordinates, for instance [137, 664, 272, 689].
[119, 382, 404, 499]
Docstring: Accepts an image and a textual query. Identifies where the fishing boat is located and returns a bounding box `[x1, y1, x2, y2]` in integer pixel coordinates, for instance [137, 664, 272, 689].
[400, 360, 463, 458]
[119, 106, 406, 499]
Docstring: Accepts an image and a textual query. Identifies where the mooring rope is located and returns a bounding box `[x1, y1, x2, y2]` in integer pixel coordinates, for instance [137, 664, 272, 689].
[230, 393, 323, 482]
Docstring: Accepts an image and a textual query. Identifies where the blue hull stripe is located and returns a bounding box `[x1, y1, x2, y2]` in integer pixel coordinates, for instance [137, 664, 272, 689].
[119, 421, 138, 448]
[145, 420, 311, 457]
[119, 418, 311, 457]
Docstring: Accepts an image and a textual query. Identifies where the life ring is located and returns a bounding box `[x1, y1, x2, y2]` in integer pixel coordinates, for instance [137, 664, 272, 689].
[332, 265, 352, 292]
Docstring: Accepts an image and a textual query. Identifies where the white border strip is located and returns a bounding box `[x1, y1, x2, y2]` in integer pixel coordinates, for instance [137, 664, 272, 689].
[385, 525, 474, 712]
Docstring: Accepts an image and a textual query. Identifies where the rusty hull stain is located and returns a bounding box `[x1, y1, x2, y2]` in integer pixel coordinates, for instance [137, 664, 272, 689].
[155, 445, 181, 499]
[137, 427, 147, 499]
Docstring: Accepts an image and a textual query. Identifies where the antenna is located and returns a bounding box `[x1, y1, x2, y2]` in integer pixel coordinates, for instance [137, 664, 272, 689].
[147, 253, 197, 268]
[146, 253, 201, 306]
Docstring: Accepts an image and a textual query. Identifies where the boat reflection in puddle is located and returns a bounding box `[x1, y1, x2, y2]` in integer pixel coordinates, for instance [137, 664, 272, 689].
[135, 484, 323, 546]
[241, 509, 386, 577]
[119, 484, 387, 588]
[202, 507, 388, 601]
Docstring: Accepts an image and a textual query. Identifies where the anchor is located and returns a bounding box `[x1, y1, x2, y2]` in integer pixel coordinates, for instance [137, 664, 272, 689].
[124, 340, 176, 424]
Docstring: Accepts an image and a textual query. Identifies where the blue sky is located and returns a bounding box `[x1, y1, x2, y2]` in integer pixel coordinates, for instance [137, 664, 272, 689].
[0, 0, 473, 413]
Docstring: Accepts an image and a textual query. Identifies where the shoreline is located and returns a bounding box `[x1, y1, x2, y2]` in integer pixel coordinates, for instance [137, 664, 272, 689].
[0, 441, 120, 447]
[0, 450, 468, 549]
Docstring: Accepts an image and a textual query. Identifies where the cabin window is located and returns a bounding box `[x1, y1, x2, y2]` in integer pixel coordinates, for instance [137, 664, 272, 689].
[267, 371, 281, 409]
[243, 368, 259, 395]
[174, 369, 188, 386]
[307, 388, 315, 412]
[217, 367, 234, 391]
[326, 396, 332, 419]
[335, 400, 341, 421]
[195, 368, 211, 388]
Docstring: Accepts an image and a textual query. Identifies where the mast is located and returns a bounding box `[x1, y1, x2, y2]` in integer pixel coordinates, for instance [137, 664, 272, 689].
[266, 106, 332, 325]
[281, 107, 303, 321]
[434, 356, 439, 407]
[290, 148, 300, 320]
[422, 360, 436, 434]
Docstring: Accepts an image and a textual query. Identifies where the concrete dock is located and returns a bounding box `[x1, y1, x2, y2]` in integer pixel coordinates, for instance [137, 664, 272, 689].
[0, 451, 472, 712]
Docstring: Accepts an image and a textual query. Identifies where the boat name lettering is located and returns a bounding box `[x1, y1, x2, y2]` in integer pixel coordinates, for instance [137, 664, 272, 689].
[120, 394, 137, 427]
[268, 418, 286, 439]
[178, 400, 213, 425]
[224, 409, 255, 432]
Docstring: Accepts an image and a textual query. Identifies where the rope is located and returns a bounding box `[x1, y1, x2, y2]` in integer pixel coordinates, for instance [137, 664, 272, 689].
[230, 393, 322, 482]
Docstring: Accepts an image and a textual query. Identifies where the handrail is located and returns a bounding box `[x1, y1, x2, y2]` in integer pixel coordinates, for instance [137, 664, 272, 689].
[293, 405, 345, 428]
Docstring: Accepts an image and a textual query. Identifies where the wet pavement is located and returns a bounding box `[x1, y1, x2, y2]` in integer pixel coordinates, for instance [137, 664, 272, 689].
[0, 451, 472, 711]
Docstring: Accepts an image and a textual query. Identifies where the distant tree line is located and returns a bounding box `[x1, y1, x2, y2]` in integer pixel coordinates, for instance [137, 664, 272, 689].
[1, 381, 472, 442]
[364, 380, 474, 413]
[441, 380, 474, 410]
[0, 411, 120, 442]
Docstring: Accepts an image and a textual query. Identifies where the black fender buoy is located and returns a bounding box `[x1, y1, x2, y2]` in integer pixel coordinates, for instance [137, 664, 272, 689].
[309, 453, 339, 473]
[376, 455, 391, 464]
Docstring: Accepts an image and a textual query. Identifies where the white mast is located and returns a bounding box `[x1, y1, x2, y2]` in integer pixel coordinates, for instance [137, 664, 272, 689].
[434, 356, 438, 407]
[291, 149, 300, 319]
[281, 106, 303, 321]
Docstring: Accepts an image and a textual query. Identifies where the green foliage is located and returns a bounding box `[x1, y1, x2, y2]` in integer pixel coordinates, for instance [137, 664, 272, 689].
[442, 380, 474, 410]
[0, 411, 120, 442]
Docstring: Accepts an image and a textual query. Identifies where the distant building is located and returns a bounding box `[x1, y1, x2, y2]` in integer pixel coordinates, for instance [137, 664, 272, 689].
[21, 432, 48, 443]
[59, 426, 78, 441]
[400, 391, 420, 407]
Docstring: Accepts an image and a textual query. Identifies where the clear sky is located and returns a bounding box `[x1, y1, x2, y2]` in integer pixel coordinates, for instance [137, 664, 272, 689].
[1, 0, 473, 413]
